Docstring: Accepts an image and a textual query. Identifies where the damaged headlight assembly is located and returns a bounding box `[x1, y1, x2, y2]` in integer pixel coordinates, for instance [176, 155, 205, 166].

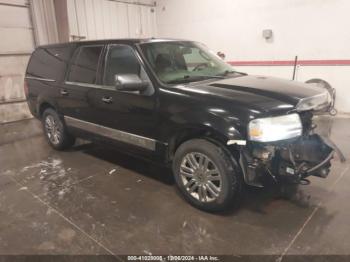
[241, 111, 343, 187]
[296, 90, 331, 111]
[248, 113, 302, 142]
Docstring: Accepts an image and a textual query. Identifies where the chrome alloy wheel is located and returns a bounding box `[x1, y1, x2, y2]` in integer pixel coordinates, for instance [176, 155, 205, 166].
[179, 152, 222, 202]
[44, 115, 61, 145]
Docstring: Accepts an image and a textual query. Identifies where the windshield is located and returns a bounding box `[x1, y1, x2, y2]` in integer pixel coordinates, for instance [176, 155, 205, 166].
[140, 41, 235, 84]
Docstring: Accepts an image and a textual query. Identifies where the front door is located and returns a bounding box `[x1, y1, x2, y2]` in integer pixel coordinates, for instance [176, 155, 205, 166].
[86, 44, 158, 154]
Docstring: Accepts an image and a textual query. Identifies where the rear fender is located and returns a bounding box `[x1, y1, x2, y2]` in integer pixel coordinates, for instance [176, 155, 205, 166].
[36, 95, 59, 118]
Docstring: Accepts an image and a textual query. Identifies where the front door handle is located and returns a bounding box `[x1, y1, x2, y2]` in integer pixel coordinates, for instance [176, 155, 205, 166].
[60, 89, 69, 96]
[102, 96, 113, 104]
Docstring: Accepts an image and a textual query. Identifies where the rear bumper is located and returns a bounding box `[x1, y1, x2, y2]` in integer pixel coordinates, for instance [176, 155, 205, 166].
[26, 98, 39, 118]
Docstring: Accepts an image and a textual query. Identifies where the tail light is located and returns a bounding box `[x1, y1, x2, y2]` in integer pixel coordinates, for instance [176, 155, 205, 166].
[24, 79, 29, 98]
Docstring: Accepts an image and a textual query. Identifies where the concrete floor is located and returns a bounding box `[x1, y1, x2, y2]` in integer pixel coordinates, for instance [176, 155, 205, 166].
[0, 116, 349, 257]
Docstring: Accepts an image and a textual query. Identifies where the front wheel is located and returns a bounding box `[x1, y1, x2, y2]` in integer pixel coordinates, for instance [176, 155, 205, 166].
[42, 108, 75, 150]
[173, 139, 242, 212]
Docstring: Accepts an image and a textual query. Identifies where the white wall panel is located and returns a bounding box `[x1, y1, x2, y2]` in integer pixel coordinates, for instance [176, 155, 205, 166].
[0, 4, 31, 28]
[30, 0, 59, 45]
[0, 102, 32, 124]
[0, 0, 77, 123]
[0, 28, 34, 53]
[85, 0, 98, 39]
[66, 0, 79, 38]
[0, 0, 26, 5]
[127, 4, 141, 37]
[93, 0, 105, 39]
[115, 2, 131, 38]
[74, 0, 89, 39]
[102, 1, 112, 37]
[0, 56, 29, 76]
[0, 55, 30, 103]
[67, 0, 156, 40]
[156, 0, 350, 113]
[0, 75, 24, 102]
[298, 66, 350, 113]
[156, 0, 350, 60]
[140, 5, 156, 38]
[0, 1, 33, 123]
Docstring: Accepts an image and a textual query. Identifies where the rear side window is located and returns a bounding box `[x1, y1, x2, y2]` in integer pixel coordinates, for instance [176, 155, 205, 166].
[67, 45, 103, 84]
[26, 46, 75, 80]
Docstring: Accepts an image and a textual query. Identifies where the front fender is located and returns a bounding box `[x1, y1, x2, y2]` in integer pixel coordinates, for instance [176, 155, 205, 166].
[175, 109, 243, 137]
[160, 109, 246, 160]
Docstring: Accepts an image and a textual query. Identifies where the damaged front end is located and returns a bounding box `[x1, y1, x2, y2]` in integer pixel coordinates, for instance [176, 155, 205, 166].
[236, 112, 343, 187]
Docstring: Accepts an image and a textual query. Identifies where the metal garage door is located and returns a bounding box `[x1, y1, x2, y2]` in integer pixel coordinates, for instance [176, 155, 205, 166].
[0, 0, 156, 123]
[0, 0, 35, 123]
[0, 0, 59, 124]
[67, 0, 157, 41]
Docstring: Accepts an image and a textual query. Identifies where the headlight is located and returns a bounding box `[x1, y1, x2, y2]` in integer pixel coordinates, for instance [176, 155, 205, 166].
[296, 91, 331, 111]
[248, 113, 302, 142]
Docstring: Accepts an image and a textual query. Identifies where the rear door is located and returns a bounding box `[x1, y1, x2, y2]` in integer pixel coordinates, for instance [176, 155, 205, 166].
[58, 44, 104, 122]
[25, 45, 75, 116]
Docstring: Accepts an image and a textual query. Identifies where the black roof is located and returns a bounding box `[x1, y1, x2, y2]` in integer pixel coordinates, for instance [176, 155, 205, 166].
[38, 38, 191, 49]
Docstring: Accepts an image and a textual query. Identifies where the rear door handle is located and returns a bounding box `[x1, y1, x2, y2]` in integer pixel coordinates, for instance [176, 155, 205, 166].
[102, 96, 113, 104]
[60, 89, 69, 96]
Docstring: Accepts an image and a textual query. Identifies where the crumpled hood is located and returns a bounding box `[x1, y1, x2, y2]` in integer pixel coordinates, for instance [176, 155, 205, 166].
[184, 75, 328, 114]
[211, 75, 324, 103]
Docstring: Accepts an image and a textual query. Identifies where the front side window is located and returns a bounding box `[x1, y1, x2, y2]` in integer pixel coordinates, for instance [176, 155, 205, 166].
[104, 45, 150, 86]
[140, 41, 234, 84]
[67, 45, 103, 84]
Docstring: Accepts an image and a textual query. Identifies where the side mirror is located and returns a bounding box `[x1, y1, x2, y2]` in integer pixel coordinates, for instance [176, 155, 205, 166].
[114, 74, 149, 92]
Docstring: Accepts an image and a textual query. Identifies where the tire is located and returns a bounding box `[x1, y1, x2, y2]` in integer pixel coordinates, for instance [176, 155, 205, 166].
[42, 108, 75, 150]
[329, 108, 337, 116]
[172, 138, 242, 212]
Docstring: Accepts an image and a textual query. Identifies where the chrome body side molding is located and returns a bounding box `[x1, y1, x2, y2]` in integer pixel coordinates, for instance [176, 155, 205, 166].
[65, 81, 103, 89]
[25, 76, 56, 82]
[227, 139, 246, 146]
[64, 116, 156, 151]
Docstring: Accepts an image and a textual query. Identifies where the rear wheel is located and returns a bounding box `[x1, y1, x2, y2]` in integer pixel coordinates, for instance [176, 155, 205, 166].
[173, 139, 242, 212]
[42, 108, 75, 150]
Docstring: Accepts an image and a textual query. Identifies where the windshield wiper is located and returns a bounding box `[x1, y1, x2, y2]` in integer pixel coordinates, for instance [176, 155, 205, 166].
[219, 70, 247, 76]
[167, 74, 225, 84]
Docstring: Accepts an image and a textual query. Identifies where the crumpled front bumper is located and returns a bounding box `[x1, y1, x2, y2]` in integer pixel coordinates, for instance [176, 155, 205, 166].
[239, 134, 344, 187]
[278, 134, 335, 180]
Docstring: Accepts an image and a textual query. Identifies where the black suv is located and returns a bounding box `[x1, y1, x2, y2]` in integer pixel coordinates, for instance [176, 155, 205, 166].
[25, 39, 337, 212]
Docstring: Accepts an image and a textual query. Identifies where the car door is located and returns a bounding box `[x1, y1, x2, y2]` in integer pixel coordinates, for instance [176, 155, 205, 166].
[86, 44, 158, 154]
[57, 44, 105, 122]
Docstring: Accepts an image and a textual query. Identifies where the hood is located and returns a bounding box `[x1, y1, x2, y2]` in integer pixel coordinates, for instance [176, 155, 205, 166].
[185, 75, 330, 114]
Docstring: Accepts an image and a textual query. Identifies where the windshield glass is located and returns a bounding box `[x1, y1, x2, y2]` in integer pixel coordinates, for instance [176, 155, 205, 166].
[140, 41, 235, 84]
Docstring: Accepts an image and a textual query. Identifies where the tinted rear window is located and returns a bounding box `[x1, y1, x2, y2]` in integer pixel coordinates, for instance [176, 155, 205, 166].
[67, 45, 103, 84]
[26, 46, 75, 80]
